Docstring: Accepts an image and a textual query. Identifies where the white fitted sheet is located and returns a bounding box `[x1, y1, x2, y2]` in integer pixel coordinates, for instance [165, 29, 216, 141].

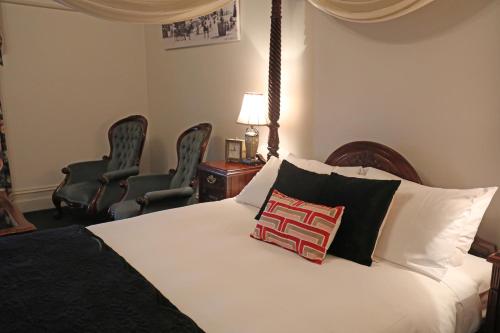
[89, 199, 489, 333]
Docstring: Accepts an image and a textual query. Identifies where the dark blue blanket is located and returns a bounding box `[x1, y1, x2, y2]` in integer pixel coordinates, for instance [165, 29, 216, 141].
[0, 225, 204, 333]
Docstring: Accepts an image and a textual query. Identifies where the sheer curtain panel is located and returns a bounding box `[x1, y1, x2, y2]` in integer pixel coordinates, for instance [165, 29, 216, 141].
[307, 0, 435, 23]
[55, 0, 233, 23]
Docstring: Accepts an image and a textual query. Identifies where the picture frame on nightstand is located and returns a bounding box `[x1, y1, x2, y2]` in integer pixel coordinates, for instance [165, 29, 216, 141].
[225, 139, 244, 163]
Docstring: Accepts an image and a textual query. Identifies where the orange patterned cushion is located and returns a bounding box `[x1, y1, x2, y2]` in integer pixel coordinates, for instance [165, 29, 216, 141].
[252, 190, 344, 264]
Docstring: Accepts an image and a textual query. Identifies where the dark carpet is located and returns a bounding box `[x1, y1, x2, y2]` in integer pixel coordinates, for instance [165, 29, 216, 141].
[25, 207, 110, 231]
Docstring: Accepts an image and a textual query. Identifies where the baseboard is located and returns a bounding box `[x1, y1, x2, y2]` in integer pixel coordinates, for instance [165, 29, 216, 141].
[10, 185, 58, 213]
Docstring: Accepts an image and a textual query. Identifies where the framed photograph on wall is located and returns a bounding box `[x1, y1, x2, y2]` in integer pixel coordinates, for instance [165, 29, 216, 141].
[162, 0, 240, 50]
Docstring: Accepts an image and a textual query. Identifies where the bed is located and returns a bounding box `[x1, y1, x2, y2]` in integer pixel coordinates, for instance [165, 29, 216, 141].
[89, 199, 491, 333]
[2, 1, 497, 332]
[84, 141, 495, 333]
[2, 140, 496, 333]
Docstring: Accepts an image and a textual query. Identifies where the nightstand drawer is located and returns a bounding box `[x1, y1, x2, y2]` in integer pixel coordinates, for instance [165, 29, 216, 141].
[199, 170, 227, 202]
[198, 161, 263, 203]
[201, 171, 226, 189]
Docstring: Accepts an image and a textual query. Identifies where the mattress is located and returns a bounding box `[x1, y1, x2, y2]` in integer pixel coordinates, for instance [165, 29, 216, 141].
[442, 255, 491, 333]
[89, 199, 491, 333]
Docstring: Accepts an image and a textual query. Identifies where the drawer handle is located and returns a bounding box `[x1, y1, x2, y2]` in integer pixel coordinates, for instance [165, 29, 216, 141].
[207, 175, 217, 184]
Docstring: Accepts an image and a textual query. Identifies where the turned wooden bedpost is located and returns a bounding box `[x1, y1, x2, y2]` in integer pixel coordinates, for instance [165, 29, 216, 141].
[486, 252, 500, 333]
[267, 0, 281, 160]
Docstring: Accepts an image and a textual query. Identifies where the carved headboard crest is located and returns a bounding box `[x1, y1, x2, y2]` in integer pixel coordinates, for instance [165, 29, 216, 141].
[325, 141, 422, 184]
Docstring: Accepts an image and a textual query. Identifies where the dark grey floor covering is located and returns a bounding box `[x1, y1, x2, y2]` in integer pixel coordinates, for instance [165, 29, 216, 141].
[24, 207, 109, 230]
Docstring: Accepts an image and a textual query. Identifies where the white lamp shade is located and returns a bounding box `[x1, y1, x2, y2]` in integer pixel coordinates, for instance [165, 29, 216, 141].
[237, 93, 269, 126]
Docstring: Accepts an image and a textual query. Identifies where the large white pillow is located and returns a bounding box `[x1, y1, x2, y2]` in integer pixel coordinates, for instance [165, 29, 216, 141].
[237, 155, 335, 208]
[235, 156, 282, 208]
[334, 166, 365, 178]
[365, 167, 497, 255]
[286, 154, 363, 177]
[236, 154, 365, 208]
[365, 167, 497, 280]
[456, 187, 497, 254]
[286, 154, 336, 174]
[364, 168, 403, 181]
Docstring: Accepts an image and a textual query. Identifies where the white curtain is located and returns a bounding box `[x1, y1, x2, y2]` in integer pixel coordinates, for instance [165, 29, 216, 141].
[55, 0, 233, 24]
[307, 0, 435, 23]
[54, 0, 434, 24]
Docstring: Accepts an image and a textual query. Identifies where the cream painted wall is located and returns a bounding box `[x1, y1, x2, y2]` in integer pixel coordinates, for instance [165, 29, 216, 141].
[0, 3, 149, 211]
[2, 0, 500, 244]
[144, 0, 310, 172]
[307, 0, 500, 242]
[144, 0, 500, 243]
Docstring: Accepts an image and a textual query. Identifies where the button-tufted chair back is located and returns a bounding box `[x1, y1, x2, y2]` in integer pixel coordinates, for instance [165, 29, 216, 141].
[170, 123, 212, 189]
[107, 115, 148, 171]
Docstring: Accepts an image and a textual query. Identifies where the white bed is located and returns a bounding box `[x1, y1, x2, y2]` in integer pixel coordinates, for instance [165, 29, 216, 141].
[89, 199, 491, 333]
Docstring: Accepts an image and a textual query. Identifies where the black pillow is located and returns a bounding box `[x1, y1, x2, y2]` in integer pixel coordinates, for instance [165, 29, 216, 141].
[319, 173, 401, 266]
[255, 160, 329, 219]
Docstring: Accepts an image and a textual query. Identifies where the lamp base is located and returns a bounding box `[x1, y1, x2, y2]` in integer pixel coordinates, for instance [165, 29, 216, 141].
[244, 127, 259, 160]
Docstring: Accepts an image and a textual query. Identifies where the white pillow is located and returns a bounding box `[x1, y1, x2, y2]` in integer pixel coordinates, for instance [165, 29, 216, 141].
[365, 167, 497, 280]
[456, 187, 497, 254]
[365, 167, 497, 255]
[285, 154, 336, 174]
[286, 154, 364, 177]
[333, 166, 365, 178]
[364, 168, 403, 181]
[235, 156, 281, 208]
[459, 254, 492, 295]
[236, 154, 365, 208]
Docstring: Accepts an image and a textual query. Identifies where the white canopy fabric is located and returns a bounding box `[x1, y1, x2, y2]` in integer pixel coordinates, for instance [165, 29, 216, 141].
[307, 0, 435, 23]
[52, 0, 434, 24]
[54, 0, 233, 24]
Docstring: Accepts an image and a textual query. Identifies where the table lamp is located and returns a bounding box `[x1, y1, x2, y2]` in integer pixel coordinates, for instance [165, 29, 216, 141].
[237, 93, 268, 164]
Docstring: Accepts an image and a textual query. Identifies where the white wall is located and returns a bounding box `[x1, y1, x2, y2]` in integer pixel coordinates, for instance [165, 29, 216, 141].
[0, 3, 149, 211]
[144, 0, 310, 172]
[307, 0, 500, 242]
[2, 0, 500, 244]
[144, 0, 500, 243]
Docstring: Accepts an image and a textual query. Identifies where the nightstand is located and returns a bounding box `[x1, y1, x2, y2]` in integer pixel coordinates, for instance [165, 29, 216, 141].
[198, 161, 263, 203]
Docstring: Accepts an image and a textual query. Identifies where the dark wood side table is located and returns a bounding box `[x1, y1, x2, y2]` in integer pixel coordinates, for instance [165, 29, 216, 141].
[198, 161, 263, 203]
[0, 192, 36, 237]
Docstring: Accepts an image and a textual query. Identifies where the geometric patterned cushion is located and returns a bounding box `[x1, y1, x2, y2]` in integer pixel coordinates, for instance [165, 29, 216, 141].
[252, 190, 345, 264]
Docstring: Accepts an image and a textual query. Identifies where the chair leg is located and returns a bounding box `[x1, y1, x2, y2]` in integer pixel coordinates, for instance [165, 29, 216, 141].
[52, 196, 63, 219]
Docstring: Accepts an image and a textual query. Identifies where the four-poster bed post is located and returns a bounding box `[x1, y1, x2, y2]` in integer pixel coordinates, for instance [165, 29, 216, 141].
[267, 0, 281, 160]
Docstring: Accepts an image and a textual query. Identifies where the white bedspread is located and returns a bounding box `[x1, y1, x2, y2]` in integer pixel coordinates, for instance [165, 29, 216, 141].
[89, 199, 488, 333]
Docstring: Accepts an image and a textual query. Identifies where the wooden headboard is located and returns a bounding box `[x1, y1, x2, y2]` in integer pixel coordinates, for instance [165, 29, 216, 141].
[324, 141, 497, 256]
[323, 141, 496, 257]
[323, 141, 498, 332]
[325, 141, 422, 184]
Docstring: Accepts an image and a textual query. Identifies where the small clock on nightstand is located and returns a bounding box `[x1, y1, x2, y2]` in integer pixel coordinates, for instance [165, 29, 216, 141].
[225, 139, 244, 163]
[198, 161, 263, 203]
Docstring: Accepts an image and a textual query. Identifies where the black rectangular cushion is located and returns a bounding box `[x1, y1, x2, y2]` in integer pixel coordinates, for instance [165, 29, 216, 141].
[319, 173, 401, 266]
[255, 160, 329, 219]
[256, 160, 400, 267]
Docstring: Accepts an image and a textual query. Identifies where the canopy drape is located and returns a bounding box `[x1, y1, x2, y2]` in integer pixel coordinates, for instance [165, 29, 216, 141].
[55, 0, 233, 24]
[307, 0, 435, 23]
[54, 0, 434, 24]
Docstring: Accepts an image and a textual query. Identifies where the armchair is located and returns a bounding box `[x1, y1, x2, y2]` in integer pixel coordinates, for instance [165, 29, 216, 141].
[52, 115, 148, 218]
[109, 123, 212, 220]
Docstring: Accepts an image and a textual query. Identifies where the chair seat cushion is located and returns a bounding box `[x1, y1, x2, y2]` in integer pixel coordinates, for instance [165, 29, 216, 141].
[57, 181, 101, 206]
[109, 200, 141, 220]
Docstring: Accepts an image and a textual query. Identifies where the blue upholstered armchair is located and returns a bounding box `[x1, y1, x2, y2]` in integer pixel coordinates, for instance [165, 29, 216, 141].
[52, 115, 148, 218]
[109, 123, 212, 220]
